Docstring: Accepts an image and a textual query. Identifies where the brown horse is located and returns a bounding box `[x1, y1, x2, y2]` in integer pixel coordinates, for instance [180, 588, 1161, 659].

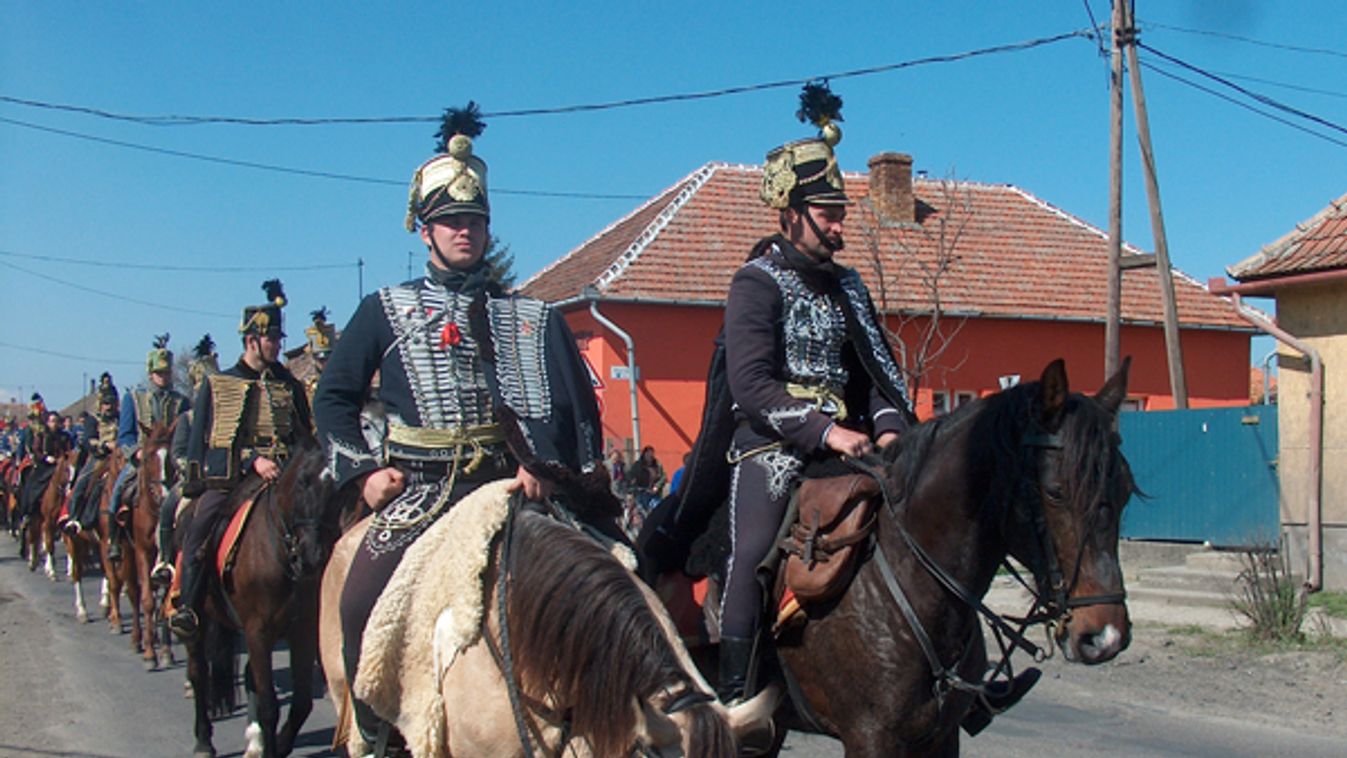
[123, 420, 179, 669]
[320, 486, 766, 758]
[183, 440, 343, 758]
[62, 452, 123, 624]
[95, 446, 137, 636]
[730, 359, 1136, 757]
[35, 447, 78, 577]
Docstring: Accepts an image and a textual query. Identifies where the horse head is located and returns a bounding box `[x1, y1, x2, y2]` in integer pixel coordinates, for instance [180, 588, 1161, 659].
[1008, 358, 1137, 665]
[137, 419, 179, 511]
[283, 442, 338, 577]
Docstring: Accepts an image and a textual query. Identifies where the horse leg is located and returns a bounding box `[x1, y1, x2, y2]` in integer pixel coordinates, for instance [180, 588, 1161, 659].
[70, 541, 89, 623]
[277, 596, 318, 757]
[242, 632, 280, 758]
[138, 547, 159, 669]
[43, 530, 57, 580]
[186, 636, 217, 758]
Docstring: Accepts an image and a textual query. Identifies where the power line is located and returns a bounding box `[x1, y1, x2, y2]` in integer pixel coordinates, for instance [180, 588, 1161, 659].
[0, 248, 354, 272]
[1208, 70, 1347, 100]
[0, 30, 1092, 127]
[0, 340, 143, 367]
[1138, 19, 1347, 60]
[1139, 61, 1347, 149]
[0, 116, 648, 199]
[1139, 42, 1347, 138]
[0, 259, 235, 317]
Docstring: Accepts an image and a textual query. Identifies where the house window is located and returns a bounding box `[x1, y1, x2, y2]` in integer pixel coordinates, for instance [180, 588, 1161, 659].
[954, 391, 977, 408]
[1120, 397, 1144, 412]
[930, 390, 950, 417]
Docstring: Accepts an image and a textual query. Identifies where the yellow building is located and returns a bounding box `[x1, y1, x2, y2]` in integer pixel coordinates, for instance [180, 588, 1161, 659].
[1221, 193, 1347, 590]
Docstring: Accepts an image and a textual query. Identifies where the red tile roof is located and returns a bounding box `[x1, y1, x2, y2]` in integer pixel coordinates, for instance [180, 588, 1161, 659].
[520, 162, 1248, 329]
[1229, 192, 1347, 281]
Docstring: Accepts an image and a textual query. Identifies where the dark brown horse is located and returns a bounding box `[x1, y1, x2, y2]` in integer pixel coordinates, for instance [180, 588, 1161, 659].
[129, 420, 179, 668]
[653, 359, 1137, 757]
[749, 359, 1137, 756]
[184, 440, 342, 758]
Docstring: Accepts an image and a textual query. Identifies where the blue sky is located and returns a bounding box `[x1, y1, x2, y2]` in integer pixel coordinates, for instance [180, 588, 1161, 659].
[2, 1, 1344, 407]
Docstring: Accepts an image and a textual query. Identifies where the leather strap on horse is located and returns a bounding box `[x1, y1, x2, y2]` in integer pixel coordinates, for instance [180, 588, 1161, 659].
[844, 455, 1045, 662]
[495, 491, 537, 758]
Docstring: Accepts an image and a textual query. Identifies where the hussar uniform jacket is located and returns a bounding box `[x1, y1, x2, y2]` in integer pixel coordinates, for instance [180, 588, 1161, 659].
[184, 360, 312, 495]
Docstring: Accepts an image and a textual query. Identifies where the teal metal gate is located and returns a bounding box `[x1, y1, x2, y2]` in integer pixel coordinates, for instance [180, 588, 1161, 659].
[1119, 405, 1279, 547]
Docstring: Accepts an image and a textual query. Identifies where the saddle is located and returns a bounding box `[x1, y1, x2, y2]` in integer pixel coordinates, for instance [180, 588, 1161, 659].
[779, 473, 881, 605]
[215, 494, 260, 584]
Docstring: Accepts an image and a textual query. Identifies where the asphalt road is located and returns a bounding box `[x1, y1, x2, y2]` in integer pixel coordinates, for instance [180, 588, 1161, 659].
[1, 546, 1342, 758]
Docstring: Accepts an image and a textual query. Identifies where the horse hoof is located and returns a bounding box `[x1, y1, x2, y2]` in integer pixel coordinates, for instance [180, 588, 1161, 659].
[184, 681, 195, 699]
[76, 612, 89, 624]
[193, 747, 216, 758]
[144, 657, 157, 672]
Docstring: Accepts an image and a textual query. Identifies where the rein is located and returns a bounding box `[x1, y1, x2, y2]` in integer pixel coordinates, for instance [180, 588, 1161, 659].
[842, 416, 1122, 709]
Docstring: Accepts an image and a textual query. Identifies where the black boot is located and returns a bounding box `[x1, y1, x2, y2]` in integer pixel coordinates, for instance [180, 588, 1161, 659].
[717, 636, 755, 704]
[961, 667, 1042, 736]
[170, 557, 203, 640]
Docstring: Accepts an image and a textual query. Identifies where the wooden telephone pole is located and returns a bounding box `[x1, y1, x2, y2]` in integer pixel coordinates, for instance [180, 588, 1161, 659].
[1108, 0, 1188, 407]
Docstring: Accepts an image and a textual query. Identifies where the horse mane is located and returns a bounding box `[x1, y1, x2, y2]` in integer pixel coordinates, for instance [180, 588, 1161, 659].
[885, 382, 1135, 527]
[506, 511, 733, 757]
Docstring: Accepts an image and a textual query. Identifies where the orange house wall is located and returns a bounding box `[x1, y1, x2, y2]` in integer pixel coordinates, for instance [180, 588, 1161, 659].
[563, 304, 1250, 470]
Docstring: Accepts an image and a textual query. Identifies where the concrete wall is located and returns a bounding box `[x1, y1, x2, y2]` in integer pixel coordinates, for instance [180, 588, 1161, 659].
[1272, 280, 1347, 589]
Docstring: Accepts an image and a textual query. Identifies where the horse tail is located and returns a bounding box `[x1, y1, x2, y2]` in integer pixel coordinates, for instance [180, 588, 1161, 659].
[202, 616, 239, 718]
[682, 701, 737, 757]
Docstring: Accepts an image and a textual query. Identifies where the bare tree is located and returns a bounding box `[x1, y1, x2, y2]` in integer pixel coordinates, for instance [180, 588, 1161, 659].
[857, 175, 973, 401]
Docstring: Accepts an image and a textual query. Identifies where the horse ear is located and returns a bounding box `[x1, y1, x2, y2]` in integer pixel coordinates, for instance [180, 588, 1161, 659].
[167, 416, 180, 438]
[1039, 359, 1068, 428]
[139, 421, 152, 439]
[1095, 356, 1132, 415]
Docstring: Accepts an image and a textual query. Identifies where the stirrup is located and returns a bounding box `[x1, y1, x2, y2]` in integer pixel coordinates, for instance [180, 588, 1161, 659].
[169, 608, 200, 640]
[152, 561, 175, 585]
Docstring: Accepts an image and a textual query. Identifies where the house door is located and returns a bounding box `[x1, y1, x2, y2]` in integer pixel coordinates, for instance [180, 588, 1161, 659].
[1119, 405, 1279, 547]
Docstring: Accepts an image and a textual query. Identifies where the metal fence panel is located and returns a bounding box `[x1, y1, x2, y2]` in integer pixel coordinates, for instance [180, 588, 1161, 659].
[1119, 405, 1279, 546]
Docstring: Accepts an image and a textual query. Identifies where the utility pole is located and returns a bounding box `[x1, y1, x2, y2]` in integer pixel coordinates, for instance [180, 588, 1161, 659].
[1105, 0, 1126, 381]
[1122, 0, 1189, 408]
[407, 251, 414, 280]
[357, 258, 365, 300]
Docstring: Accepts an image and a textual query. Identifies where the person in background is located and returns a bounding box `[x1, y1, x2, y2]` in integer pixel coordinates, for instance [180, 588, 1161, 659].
[625, 446, 665, 513]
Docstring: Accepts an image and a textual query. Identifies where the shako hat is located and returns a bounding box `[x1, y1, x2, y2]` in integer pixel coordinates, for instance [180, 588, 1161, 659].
[96, 372, 118, 407]
[239, 280, 287, 338]
[305, 307, 337, 358]
[405, 102, 490, 231]
[146, 333, 173, 374]
[28, 392, 45, 420]
[761, 82, 850, 209]
[188, 334, 220, 389]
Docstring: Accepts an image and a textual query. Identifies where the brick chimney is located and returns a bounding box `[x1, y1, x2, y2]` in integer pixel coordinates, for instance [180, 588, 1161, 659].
[867, 152, 915, 224]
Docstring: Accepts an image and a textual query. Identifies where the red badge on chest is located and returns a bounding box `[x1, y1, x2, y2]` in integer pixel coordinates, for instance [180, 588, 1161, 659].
[440, 322, 462, 349]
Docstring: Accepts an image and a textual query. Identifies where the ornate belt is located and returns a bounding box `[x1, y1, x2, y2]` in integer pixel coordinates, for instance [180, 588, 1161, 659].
[786, 382, 848, 422]
[385, 423, 506, 476]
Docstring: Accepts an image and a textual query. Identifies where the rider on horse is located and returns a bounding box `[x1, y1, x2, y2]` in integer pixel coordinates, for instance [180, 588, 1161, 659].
[313, 104, 612, 753]
[650, 83, 917, 705]
[110, 334, 192, 558]
[20, 408, 69, 534]
[150, 334, 220, 584]
[61, 373, 120, 536]
[170, 283, 314, 640]
[302, 306, 336, 402]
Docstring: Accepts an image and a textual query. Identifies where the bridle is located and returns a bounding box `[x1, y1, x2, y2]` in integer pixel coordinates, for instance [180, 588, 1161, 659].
[843, 410, 1126, 712]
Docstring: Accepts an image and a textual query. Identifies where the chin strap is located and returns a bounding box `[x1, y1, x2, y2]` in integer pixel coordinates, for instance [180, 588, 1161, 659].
[800, 205, 842, 253]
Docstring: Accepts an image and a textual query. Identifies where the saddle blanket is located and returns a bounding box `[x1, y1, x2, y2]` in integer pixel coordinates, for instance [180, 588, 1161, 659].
[353, 479, 514, 758]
